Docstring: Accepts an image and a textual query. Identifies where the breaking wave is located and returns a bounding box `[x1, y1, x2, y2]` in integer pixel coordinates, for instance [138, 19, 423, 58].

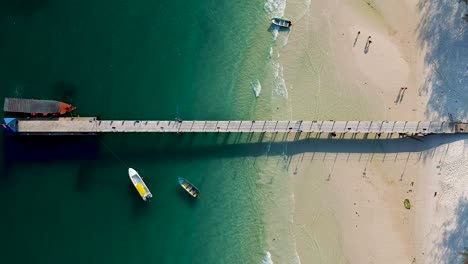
[261, 251, 274, 264]
[273, 62, 288, 98]
[264, 0, 286, 18]
[252, 79, 262, 98]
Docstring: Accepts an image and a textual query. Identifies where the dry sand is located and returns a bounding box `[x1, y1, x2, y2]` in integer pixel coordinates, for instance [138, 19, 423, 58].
[275, 0, 428, 121]
[287, 135, 467, 264]
[264, 0, 468, 263]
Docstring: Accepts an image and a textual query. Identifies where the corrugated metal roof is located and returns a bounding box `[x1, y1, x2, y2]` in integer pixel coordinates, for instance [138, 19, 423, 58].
[3, 98, 61, 114]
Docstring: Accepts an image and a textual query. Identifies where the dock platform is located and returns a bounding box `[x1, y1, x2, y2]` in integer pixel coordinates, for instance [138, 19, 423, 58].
[3, 117, 466, 135]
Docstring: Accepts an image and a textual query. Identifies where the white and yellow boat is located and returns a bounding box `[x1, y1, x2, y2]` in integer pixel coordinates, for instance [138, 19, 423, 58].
[128, 168, 153, 201]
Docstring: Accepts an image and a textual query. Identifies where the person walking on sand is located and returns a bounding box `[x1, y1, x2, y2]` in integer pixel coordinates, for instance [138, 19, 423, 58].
[353, 31, 361, 47]
[364, 36, 372, 53]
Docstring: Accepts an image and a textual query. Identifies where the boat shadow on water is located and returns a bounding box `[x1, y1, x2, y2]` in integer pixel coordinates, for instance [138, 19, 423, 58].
[177, 186, 198, 208]
[127, 184, 152, 216]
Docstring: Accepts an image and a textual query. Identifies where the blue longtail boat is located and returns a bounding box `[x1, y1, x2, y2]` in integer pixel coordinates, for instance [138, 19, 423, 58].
[178, 177, 200, 198]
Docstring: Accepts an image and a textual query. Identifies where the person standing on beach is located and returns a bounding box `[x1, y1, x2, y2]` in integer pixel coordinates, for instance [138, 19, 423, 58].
[364, 36, 372, 53]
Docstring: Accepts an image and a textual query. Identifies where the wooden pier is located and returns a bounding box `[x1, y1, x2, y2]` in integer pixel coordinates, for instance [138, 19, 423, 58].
[4, 117, 467, 135]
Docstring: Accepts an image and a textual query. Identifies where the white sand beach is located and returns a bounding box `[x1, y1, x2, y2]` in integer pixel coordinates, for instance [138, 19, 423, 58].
[262, 0, 468, 263]
[285, 134, 468, 264]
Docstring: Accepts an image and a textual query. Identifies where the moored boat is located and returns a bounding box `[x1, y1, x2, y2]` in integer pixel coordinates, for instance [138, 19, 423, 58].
[129, 168, 153, 201]
[3, 98, 76, 117]
[271, 18, 292, 28]
[178, 177, 199, 198]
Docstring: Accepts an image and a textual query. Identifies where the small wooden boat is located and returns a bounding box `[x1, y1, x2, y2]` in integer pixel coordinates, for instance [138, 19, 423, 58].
[178, 177, 199, 198]
[129, 168, 153, 201]
[271, 18, 292, 28]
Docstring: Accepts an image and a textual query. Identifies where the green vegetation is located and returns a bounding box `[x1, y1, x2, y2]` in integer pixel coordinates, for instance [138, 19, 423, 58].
[404, 199, 411, 209]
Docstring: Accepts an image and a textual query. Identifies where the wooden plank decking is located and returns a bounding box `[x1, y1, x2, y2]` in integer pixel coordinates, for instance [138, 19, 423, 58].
[12, 117, 465, 135]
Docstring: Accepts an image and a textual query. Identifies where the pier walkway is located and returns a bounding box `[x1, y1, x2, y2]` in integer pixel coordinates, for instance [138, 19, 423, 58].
[4, 117, 468, 135]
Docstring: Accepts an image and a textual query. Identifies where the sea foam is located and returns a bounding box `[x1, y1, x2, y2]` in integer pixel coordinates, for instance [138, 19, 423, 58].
[261, 251, 274, 264]
[264, 0, 286, 18]
[252, 79, 262, 98]
[292, 255, 302, 264]
[264, 0, 287, 40]
[273, 62, 288, 99]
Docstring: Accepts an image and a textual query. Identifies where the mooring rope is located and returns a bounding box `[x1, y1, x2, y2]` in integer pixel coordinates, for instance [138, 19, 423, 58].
[99, 138, 130, 169]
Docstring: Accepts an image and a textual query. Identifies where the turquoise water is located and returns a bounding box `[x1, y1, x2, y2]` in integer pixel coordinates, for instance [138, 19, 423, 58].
[0, 0, 275, 263]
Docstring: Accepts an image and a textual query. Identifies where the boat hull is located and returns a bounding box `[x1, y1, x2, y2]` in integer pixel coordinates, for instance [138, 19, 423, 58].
[271, 18, 292, 28]
[3, 98, 76, 116]
[129, 168, 153, 201]
[178, 177, 199, 198]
